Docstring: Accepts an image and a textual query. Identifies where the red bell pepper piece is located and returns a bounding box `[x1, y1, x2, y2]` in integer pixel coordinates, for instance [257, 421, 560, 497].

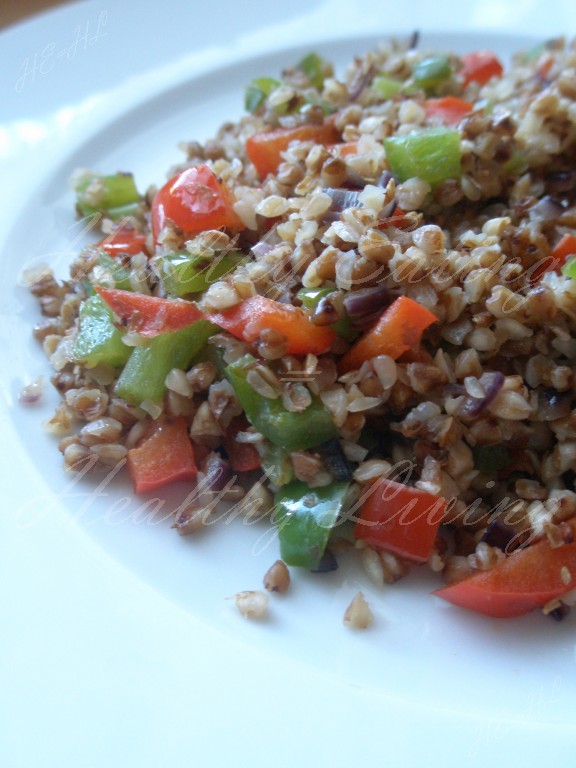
[327, 141, 359, 157]
[423, 96, 474, 126]
[528, 233, 576, 283]
[151, 165, 245, 242]
[246, 123, 341, 179]
[537, 57, 554, 80]
[222, 415, 261, 472]
[354, 478, 446, 563]
[95, 286, 204, 337]
[377, 206, 413, 229]
[338, 295, 438, 373]
[127, 417, 198, 493]
[434, 534, 576, 618]
[460, 51, 503, 87]
[550, 233, 576, 271]
[95, 226, 148, 256]
[209, 294, 336, 355]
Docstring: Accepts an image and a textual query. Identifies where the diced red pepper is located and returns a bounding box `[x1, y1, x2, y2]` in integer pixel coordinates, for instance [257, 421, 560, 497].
[377, 206, 412, 229]
[537, 56, 554, 81]
[338, 296, 438, 373]
[151, 165, 245, 243]
[529, 256, 555, 285]
[529, 233, 576, 283]
[209, 294, 336, 355]
[127, 417, 198, 493]
[423, 96, 474, 126]
[95, 286, 204, 337]
[550, 233, 576, 270]
[222, 415, 261, 472]
[328, 141, 359, 157]
[354, 478, 446, 563]
[460, 51, 503, 87]
[246, 123, 341, 179]
[95, 226, 148, 256]
[434, 533, 576, 618]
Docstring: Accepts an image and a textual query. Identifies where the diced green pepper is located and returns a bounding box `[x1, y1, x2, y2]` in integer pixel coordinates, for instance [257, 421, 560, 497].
[562, 257, 576, 280]
[245, 77, 281, 114]
[260, 443, 294, 487]
[411, 56, 452, 95]
[473, 445, 510, 473]
[157, 251, 245, 296]
[115, 319, 218, 406]
[384, 127, 461, 186]
[502, 149, 529, 176]
[297, 286, 358, 343]
[299, 92, 335, 116]
[225, 355, 338, 452]
[74, 171, 142, 220]
[371, 74, 403, 100]
[70, 294, 131, 368]
[273, 480, 349, 568]
[296, 52, 332, 90]
[192, 340, 227, 377]
[519, 42, 546, 63]
[92, 253, 133, 291]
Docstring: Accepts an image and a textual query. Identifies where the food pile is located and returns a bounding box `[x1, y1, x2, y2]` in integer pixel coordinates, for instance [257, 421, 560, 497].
[27, 37, 576, 622]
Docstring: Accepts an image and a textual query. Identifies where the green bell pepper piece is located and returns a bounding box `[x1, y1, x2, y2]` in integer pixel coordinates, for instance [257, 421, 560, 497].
[410, 55, 452, 95]
[70, 294, 131, 368]
[384, 127, 461, 186]
[274, 480, 349, 568]
[92, 253, 133, 291]
[225, 355, 338, 452]
[260, 443, 294, 487]
[297, 286, 358, 343]
[502, 149, 529, 176]
[74, 171, 142, 220]
[296, 52, 332, 90]
[245, 77, 281, 114]
[158, 251, 244, 296]
[371, 74, 403, 100]
[562, 257, 576, 280]
[115, 319, 218, 406]
[520, 42, 546, 63]
[192, 340, 227, 377]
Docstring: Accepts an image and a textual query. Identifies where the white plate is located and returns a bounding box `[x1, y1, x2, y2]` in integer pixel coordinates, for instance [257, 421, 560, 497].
[2, 2, 576, 766]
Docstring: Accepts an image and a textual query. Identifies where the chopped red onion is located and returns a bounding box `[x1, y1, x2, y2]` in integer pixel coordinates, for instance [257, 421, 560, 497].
[204, 454, 233, 492]
[343, 285, 392, 320]
[530, 195, 565, 222]
[549, 605, 570, 622]
[321, 188, 362, 223]
[316, 438, 354, 482]
[350, 310, 383, 331]
[378, 199, 398, 221]
[19, 378, 44, 406]
[251, 240, 275, 258]
[310, 548, 338, 573]
[480, 519, 518, 552]
[547, 171, 576, 194]
[537, 388, 572, 422]
[376, 170, 393, 188]
[445, 383, 467, 398]
[408, 30, 420, 49]
[458, 371, 505, 419]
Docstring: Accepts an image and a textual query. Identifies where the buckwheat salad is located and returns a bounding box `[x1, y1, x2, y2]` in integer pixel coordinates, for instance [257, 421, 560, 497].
[25, 36, 576, 624]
